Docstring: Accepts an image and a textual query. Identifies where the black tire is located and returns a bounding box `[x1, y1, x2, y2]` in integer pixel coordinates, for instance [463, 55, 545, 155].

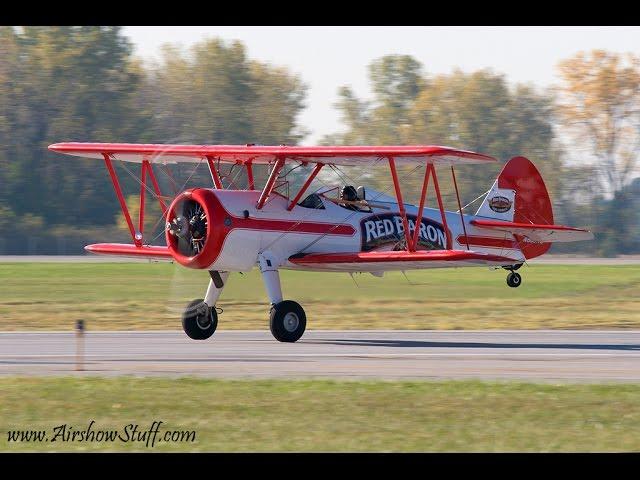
[269, 300, 307, 343]
[506, 272, 522, 288]
[182, 298, 218, 340]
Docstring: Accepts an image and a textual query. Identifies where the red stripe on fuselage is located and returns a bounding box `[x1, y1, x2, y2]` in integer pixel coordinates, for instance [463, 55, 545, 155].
[231, 215, 356, 236]
[456, 235, 518, 249]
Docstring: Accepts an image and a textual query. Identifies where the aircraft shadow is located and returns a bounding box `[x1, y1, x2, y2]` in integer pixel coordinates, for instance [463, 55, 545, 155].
[310, 339, 640, 351]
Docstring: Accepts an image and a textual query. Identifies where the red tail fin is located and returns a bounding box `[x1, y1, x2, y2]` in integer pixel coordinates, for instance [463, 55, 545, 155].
[497, 156, 553, 259]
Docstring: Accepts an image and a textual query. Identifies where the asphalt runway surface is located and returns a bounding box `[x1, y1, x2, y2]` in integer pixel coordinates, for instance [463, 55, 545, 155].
[1, 330, 639, 382]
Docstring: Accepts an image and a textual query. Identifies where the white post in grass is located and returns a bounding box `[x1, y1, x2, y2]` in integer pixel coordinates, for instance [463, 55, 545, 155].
[75, 319, 85, 372]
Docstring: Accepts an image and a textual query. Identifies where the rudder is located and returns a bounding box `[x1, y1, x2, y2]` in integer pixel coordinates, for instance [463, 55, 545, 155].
[477, 156, 553, 259]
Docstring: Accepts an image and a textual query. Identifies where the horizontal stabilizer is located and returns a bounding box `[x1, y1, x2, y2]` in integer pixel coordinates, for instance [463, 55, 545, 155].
[85, 243, 173, 261]
[470, 219, 594, 243]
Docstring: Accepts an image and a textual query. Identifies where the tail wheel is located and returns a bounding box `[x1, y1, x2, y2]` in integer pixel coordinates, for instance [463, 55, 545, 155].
[182, 298, 218, 340]
[270, 300, 307, 343]
[506, 272, 522, 288]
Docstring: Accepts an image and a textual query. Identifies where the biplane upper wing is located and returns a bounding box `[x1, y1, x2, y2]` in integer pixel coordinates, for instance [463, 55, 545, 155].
[288, 249, 520, 272]
[470, 219, 594, 243]
[48, 143, 496, 166]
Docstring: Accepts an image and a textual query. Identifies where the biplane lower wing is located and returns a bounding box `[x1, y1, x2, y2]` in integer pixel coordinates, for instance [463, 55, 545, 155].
[85, 243, 173, 261]
[470, 219, 594, 243]
[288, 249, 520, 272]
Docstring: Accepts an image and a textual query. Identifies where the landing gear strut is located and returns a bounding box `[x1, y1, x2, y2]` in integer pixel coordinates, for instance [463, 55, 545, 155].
[259, 252, 307, 342]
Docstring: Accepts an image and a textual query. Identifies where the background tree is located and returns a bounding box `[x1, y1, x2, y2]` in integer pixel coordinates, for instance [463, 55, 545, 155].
[407, 70, 558, 205]
[0, 27, 19, 212]
[553, 51, 640, 255]
[0, 26, 142, 227]
[325, 55, 423, 145]
[249, 61, 308, 145]
[140, 39, 306, 146]
[556, 50, 640, 195]
[326, 58, 558, 211]
[367, 55, 424, 144]
[138, 38, 308, 190]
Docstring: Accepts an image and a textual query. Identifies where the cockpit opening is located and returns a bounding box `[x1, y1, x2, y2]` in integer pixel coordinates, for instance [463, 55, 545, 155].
[297, 185, 374, 212]
[298, 192, 325, 209]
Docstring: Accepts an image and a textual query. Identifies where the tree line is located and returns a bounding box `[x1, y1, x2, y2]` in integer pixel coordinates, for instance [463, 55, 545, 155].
[1, 26, 639, 255]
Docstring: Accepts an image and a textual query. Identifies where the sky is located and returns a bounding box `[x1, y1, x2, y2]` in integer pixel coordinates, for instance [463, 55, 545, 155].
[123, 26, 640, 144]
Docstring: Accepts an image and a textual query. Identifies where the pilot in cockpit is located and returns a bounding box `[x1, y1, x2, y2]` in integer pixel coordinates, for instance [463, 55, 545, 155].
[338, 185, 359, 210]
[338, 185, 372, 212]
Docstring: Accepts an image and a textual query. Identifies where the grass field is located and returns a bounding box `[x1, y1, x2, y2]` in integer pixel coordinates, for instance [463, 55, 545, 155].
[1, 262, 640, 331]
[2, 376, 639, 452]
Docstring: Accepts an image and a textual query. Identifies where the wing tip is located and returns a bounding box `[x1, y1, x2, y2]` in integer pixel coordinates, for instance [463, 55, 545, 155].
[48, 143, 64, 152]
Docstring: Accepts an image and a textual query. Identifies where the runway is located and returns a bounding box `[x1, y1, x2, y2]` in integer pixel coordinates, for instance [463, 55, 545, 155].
[1, 330, 639, 382]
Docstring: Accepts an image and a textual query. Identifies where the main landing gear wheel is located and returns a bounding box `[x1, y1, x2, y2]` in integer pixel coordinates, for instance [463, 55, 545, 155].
[182, 298, 218, 340]
[270, 300, 307, 343]
[506, 272, 522, 288]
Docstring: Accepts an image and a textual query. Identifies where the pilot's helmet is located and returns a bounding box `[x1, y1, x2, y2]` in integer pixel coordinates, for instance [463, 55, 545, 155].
[340, 185, 358, 202]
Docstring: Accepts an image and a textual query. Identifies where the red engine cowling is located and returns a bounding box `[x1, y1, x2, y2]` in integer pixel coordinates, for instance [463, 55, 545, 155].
[165, 188, 227, 269]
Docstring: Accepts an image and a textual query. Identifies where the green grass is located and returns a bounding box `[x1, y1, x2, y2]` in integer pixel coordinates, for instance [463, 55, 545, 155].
[2, 376, 640, 452]
[1, 262, 640, 330]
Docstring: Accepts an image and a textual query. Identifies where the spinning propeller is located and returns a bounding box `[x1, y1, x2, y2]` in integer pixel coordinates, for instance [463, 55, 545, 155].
[167, 198, 208, 257]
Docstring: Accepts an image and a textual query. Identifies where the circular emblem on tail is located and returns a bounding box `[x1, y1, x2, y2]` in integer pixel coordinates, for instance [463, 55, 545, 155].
[489, 195, 512, 213]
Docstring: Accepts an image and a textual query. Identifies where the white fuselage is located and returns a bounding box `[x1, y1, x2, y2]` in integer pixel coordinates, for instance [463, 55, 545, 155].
[206, 187, 524, 272]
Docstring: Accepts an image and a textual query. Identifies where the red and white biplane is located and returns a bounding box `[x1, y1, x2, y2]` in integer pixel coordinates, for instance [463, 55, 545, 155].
[48, 143, 593, 342]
